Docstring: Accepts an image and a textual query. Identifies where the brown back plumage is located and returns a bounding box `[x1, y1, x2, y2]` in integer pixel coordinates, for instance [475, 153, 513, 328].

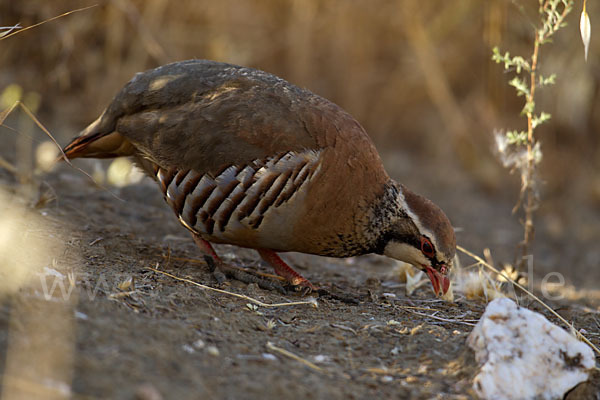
[65, 60, 383, 174]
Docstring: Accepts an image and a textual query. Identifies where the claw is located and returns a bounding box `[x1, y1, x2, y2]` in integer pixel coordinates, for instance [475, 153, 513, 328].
[257, 249, 317, 292]
[296, 283, 315, 296]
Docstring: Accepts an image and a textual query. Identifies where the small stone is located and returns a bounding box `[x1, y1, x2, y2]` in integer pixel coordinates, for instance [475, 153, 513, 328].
[182, 344, 195, 354]
[262, 353, 277, 361]
[134, 383, 162, 400]
[74, 311, 88, 320]
[206, 346, 220, 357]
[313, 354, 329, 363]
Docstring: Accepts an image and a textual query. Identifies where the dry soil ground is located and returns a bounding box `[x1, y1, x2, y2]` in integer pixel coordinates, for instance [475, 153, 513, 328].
[0, 147, 599, 399]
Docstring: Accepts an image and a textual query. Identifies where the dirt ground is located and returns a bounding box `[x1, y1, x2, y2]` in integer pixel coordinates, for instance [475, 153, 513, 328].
[0, 146, 599, 399]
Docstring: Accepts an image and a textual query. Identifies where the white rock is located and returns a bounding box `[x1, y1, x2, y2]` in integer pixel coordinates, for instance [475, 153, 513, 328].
[206, 345, 220, 357]
[468, 298, 595, 400]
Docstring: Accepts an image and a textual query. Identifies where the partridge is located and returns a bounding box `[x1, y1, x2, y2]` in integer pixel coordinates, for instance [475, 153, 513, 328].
[62, 60, 456, 296]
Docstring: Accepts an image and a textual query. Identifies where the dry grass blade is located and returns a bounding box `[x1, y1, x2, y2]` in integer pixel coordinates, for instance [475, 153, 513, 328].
[0, 101, 124, 201]
[0, 5, 98, 41]
[159, 254, 285, 281]
[266, 342, 323, 372]
[17, 102, 67, 161]
[0, 24, 22, 38]
[146, 265, 318, 309]
[0, 156, 17, 175]
[394, 305, 443, 312]
[457, 245, 600, 357]
[0, 101, 19, 126]
[404, 309, 476, 327]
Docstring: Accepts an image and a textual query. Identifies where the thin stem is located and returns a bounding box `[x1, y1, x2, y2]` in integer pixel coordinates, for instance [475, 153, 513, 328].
[520, 31, 540, 267]
[517, 0, 572, 269]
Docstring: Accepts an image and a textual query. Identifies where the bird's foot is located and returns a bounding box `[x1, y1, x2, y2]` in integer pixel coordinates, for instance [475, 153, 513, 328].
[287, 276, 317, 295]
[256, 249, 317, 294]
[202, 255, 287, 294]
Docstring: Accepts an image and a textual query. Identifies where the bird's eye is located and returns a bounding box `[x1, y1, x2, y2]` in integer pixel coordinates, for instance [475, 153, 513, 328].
[420, 237, 434, 258]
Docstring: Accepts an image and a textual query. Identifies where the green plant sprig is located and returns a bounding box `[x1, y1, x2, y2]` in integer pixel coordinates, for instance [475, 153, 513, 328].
[492, 0, 574, 268]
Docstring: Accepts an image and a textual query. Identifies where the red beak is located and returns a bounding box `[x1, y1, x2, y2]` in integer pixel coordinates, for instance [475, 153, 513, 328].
[425, 266, 450, 296]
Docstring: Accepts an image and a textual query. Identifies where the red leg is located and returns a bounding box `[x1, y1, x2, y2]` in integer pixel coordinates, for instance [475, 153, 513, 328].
[190, 235, 286, 293]
[257, 249, 315, 290]
[192, 234, 221, 262]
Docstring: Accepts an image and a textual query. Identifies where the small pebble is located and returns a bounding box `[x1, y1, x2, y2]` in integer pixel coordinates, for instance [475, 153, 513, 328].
[75, 311, 88, 320]
[206, 346, 220, 357]
[182, 344, 195, 354]
[262, 353, 277, 361]
[313, 354, 330, 363]
[135, 383, 162, 400]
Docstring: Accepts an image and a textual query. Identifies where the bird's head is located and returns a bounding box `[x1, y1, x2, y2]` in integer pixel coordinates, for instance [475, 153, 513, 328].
[381, 184, 456, 296]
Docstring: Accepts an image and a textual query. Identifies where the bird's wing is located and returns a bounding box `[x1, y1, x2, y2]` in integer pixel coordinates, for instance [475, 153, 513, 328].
[81, 60, 372, 176]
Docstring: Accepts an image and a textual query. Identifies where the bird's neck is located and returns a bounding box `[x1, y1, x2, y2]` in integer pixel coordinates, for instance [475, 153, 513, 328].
[364, 179, 416, 255]
[311, 180, 414, 258]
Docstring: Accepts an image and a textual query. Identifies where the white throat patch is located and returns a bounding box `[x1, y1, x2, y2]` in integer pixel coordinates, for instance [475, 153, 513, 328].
[383, 241, 428, 267]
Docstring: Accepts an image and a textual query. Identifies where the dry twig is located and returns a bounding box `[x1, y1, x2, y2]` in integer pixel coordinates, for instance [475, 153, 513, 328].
[266, 342, 323, 373]
[146, 265, 318, 309]
[0, 5, 98, 41]
[404, 309, 476, 327]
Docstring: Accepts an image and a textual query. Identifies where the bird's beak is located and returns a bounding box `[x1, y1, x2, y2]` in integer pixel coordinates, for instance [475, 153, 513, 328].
[425, 265, 450, 297]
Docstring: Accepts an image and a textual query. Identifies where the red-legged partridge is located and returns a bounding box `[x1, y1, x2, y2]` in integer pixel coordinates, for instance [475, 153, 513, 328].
[62, 60, 456, 296]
